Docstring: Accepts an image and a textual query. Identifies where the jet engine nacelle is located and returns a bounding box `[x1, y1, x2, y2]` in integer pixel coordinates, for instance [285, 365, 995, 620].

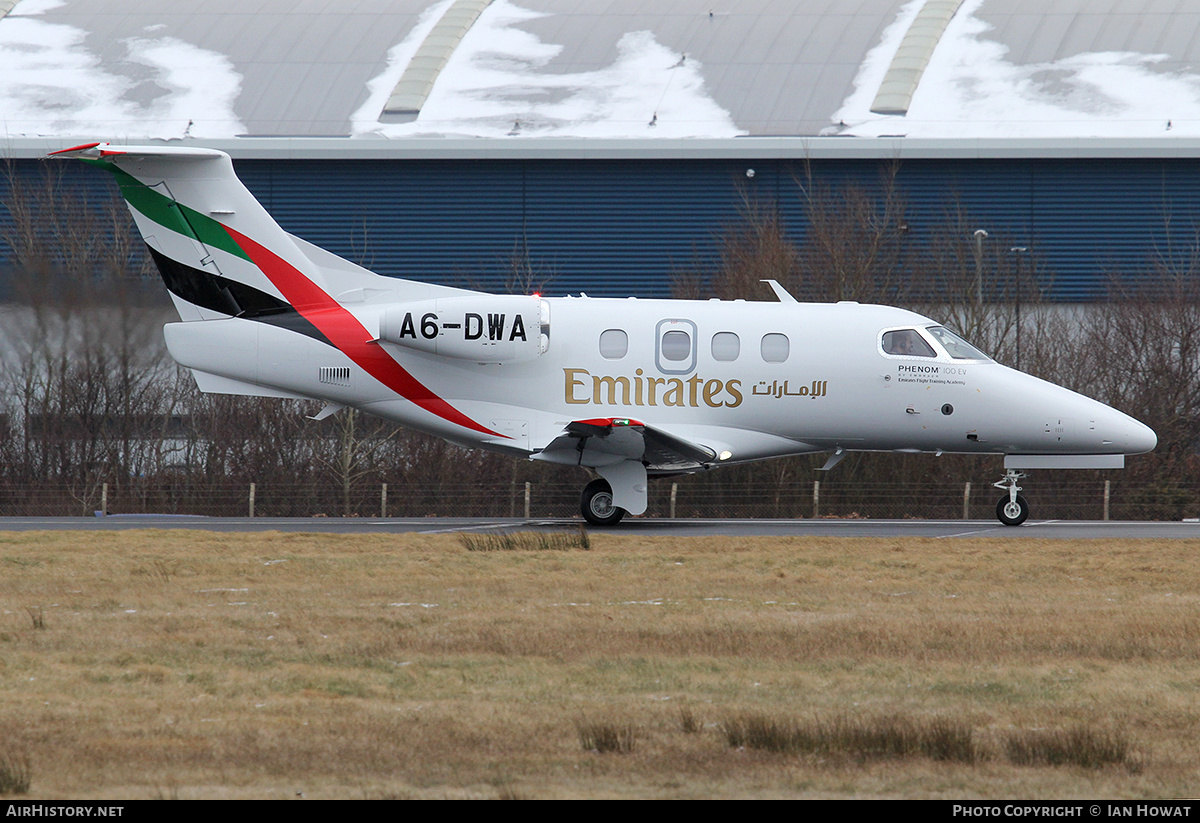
[379, 295, 549, 363]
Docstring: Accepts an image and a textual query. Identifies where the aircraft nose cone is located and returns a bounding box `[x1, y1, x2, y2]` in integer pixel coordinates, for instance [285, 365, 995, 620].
[1126, 419, 1157, 455]
[1102, 407, 1157, 455]
[1089, 403, 1156, 455]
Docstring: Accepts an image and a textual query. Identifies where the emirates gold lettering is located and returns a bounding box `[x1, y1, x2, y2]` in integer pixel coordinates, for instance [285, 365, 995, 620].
[564, 368, 743, 408]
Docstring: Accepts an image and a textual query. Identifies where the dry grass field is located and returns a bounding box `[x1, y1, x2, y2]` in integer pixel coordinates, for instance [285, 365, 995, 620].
[0, 528, 1197, 799]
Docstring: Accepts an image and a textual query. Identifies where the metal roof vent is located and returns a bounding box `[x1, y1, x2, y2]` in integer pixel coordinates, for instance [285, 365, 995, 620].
[870, 0, 965, 116]
[381, 0, 493, 123]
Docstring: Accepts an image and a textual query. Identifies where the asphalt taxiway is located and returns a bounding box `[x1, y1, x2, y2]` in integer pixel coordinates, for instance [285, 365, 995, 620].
[0, 516, 1196, 539]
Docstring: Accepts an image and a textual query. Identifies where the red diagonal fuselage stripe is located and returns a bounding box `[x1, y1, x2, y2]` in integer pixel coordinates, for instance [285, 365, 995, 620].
[223, 226, 501, 437]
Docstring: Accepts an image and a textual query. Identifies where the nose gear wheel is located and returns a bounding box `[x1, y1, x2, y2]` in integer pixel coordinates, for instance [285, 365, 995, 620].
[993, 469, 1029, 526]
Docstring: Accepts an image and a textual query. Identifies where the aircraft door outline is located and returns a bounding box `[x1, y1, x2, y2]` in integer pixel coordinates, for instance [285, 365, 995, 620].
[655, 318, 697, 375]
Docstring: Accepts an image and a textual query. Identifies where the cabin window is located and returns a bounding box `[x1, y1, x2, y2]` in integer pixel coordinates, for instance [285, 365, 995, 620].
[760, 333, 789, 363]
[599, 329, 628, 359]
[881, 329, 936, 358]
[711, 332, 740, 362]
[661, 330, 692, 361]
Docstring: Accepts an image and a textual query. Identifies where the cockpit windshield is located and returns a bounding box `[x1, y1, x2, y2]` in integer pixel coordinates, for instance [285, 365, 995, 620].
[925, 326, 991, 361]
[881, 329, 936, 357]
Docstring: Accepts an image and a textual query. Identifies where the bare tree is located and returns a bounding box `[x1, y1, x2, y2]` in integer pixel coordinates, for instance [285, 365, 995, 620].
[915, 204, 1061, 377]
[309, 408, 403, 516]
[1082, 272, 1200, 459]
[2, 160, 151, 282]
[673, 191, 800, 300]
[504, 235, 556, 295]
[792, 161, 913, 303]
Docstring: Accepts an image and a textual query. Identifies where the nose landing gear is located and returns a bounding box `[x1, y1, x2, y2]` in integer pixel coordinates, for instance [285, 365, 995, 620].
[993, 469, 1029, 526]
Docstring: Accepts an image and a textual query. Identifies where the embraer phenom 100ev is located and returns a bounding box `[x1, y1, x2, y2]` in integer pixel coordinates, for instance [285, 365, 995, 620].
[51, 143, 1157, 526]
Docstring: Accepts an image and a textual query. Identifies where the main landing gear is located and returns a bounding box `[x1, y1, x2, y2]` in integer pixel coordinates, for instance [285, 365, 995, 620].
[581, 478, 625, 527]
[993, 468, 1030, 526]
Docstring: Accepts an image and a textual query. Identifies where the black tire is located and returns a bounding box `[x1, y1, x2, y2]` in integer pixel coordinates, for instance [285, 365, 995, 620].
[581, 478, 625, 527]
[996, 494, 1030, 526]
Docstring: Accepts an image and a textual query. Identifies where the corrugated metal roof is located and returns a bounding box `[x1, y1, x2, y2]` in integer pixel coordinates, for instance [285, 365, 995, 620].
[7, 0, 430, 136]
[976, 0, 1200, 67]
[9, 1, 1200, 141]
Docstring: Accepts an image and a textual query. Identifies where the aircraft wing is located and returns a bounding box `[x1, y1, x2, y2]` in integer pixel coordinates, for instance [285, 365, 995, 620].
[539, 417, 717, 473]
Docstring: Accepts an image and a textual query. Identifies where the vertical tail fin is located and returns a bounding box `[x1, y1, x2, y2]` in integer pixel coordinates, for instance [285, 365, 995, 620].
[50, 142, 340, 323]
[49, 144, 501, 438]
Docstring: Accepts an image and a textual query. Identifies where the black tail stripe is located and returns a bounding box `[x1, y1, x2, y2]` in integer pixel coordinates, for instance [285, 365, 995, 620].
[147, 245, 335, 347]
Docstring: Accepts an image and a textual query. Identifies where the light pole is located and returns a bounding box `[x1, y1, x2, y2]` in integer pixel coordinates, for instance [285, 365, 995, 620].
[973, 229, 988, 305]
[1010, 246, 1028, 370]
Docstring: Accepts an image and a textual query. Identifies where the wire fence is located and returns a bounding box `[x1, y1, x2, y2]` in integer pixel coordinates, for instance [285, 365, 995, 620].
[0, 475, 1187, 521]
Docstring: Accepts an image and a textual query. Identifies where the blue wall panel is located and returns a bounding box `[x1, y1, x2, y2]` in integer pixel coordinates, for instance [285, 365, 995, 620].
[6, 154, 1200, 302]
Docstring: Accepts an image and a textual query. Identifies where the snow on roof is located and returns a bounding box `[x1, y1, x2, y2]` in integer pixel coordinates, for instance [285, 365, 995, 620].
[834, 0, 1200, 138]
[3, 0, 1200, 142]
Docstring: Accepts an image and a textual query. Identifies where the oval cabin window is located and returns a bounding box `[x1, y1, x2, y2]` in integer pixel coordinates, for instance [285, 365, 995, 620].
[712, 332, 740, 362]
[599, 329, 628, 359]
[760, 333, 789, 363]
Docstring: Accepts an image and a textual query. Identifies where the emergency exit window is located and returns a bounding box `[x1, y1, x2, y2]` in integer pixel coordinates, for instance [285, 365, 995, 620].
[661, 330, 691, 361]
[656, 318, 698, 374]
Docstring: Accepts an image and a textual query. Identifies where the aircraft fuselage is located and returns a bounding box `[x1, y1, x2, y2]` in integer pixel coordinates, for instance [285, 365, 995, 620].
[165, 295, 1156, 471]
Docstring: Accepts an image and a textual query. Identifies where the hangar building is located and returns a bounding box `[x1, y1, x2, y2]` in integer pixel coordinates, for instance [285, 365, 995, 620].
[4, 0, 1200, 299]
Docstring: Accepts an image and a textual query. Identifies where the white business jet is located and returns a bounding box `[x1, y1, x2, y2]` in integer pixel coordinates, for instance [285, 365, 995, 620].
[50, 143, 1156, 526]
